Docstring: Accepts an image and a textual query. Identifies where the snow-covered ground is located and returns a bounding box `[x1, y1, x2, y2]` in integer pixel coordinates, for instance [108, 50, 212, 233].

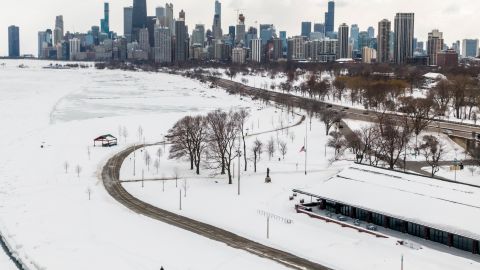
[0, 249, 16, 270]
[0, 59, 479, 270]
[0, 60, 290, 270]
[121, 112, 480, 269]
[424, 165, 480, 186]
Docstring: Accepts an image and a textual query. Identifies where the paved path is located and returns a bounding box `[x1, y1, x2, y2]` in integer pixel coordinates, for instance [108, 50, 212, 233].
[101, 145, 332, 270]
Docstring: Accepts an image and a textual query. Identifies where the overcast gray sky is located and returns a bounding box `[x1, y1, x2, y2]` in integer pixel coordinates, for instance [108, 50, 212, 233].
[1, 0, 479, 56]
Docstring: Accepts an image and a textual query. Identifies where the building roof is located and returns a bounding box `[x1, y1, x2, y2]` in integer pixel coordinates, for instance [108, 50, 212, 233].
[296, 164, 480, 240]
[94, 134, 117, 141]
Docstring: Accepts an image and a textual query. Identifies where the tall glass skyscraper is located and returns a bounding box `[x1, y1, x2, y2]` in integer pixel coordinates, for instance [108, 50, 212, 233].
[132, 0, 147, 41]
[101, 2, 110, 34]
[394, 13, 415, 64]
[301, 22, 312, 38]
[325, 1, 335, 34]
[8, 25, 20, 57]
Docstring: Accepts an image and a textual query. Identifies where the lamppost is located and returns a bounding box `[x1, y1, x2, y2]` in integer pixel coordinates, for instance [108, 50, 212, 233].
[237, 137, 242, 196]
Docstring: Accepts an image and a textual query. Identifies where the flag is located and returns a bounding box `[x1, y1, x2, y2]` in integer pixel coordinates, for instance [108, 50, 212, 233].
[299, 146, 306, 153]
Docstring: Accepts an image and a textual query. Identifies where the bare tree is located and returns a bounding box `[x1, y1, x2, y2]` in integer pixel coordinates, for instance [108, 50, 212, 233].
[419, 135, 445, 177]
[267, 137, 276, 160]
[377, 115, 412, 170]
[157, 148, 163, 162]
[206, 110, 241, 184]
[237, 108, 250, 171]
[320, 109, 343, 136]
[289, 132, 296, 143]
[168, 116, 196, 171]
[75, 165, 82, 177]
[122, 127, 129, 143]
[252, 138, 263, 173]
[144, 151, 151, 171]
[279, 141, 288, 159]
[400, 97, 434, 148]
[86, 187, 92, 201]
[64, 161, 69, 174]
[138, 126, 144, 142]
[154, 159, 160, 175]
[189, 116, 208, 175]
[327, 131, 347, 160]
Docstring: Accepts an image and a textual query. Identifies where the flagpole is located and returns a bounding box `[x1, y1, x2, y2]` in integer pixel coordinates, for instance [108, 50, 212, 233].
[305, 115, 308, 176]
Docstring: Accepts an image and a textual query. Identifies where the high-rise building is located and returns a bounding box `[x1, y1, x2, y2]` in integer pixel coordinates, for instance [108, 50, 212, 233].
[377, 19, 391, 63]
[154, 26, 172, 63]
[124, 7, 133, 42]
[54, 16, 64, 45]
[314, 23, 325, 34]
[287, 36, 305, 61]
[132, 0, 147, 41]
[362, 47, 376, 63]
[394, 13, 415, 64]
[69, 38, 80, 60]
[175, 12, 187, 63]
[350, 24, 359, 51]
[251, 39, 262, 62]
[101, 2, 110, 34]
[38, 31, 47, 58]
[325, 1, 335, 34]
[338, 23, 349, 59]
[139, 28, 150, 52]
[235, 14, 246, 46]
[427, 29, 444, 66]
[462, 39, 479, 58]
[260, 24, 275, 46]
[232, 47, 246, 64]
[212, 0, 223, 39]
[367, 26, 375, 39]
[272, 38, 283, 60]
[8, 25, 20, 57]
[301, 22, 312, 38]
[192, 24, 205, 47]
[165, 3, 175, 35]
[156, 7, 166, 26]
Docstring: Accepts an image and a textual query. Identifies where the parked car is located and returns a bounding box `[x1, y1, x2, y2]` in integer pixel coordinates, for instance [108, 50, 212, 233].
[337, 215, 347, 222]
[367, 224, 378, 231]
[443, 129, 454, 136]
[353, 219, 361, 226]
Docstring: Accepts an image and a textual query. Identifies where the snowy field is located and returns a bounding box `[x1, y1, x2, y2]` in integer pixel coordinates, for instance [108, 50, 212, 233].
[0, 60, 290, 270]
[0, 59, 479, 270]
[0, 250, 16, 270]
[121, 114, 480, 269]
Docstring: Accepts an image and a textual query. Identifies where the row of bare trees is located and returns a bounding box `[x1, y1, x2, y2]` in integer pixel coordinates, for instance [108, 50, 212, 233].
[167, 109, 250, 184]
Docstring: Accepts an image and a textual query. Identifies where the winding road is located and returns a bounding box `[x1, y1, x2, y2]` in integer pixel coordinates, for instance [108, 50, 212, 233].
[101, 144, 332, 270]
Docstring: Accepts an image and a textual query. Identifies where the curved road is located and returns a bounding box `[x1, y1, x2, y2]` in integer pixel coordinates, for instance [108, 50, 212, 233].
[102, 145, 332, 270]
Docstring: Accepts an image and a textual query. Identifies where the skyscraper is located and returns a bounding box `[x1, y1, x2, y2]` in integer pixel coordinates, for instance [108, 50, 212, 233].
[367, 26, 375, 39]
[165, 3, 175, 35]
[101, 2, 110, 34]
[314, 23, 325, 34]
[156, 7, 166, 26]
[236, 14, 246, 46]
[132, 0, 147, 41]
[462, 39, 479, 58]
[325, 1, 335, 34]
[175, 11, 187, 63]
[427, 29, 444, 66]
[8, 25, 20, 58]
[212, 0, 223, 39]
[251, 39, 262, 62]
[377, 19, 391, 63]
[338, 23, 349, 59]
[301, 22, 312, 38]
[154, 26, 172, 63]
[192, 24, 205, 47]
[54, 16, 64, 45]
[394, 13, 414, 64]
[350, 24, 359, 51]
[124, 7, 133, 42]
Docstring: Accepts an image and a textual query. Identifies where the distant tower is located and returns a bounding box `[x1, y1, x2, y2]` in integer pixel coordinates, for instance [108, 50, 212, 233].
[301, 22, 312, 38]
[427, 29, 444, 66]
[8, 25, 20, 58]
[394, 13, 415, 64]
[324, 1, 335, 34]
[350, 24, 359, 51]
[367, 26, 375, 39]
[132, 0, 147, 41]
[377, 19, 391, 63]
[338, 23, 349, 59]
[54, 16, 64, 45]
[175, 10, 187, 63]
[212, 0, 223, 39]
[124, 7, 133, 42]
[101, 2, 110, 34]
[156, 6, 166, 26]
[235, 14, 246, 46]
[165, 3, 175, 35]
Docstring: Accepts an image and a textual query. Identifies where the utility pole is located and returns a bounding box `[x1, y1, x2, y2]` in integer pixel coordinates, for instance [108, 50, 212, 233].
[179, 189, 182, 210]
[237, 136, 241, 196]
[133, 144, 136, 176]
[141, 169, 144, 188]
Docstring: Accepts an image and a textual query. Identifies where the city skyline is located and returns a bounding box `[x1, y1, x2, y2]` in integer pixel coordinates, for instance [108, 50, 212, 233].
[1, 0, 480, 56]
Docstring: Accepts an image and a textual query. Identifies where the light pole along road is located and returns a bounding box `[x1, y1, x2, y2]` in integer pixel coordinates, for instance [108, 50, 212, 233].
[101, 144, 332, 270]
